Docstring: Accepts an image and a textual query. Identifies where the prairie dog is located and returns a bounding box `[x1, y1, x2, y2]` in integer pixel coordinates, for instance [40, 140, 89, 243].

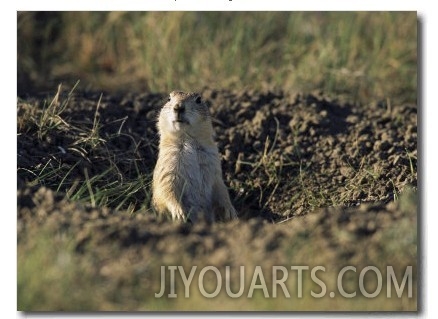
[152, 91, 238, 223]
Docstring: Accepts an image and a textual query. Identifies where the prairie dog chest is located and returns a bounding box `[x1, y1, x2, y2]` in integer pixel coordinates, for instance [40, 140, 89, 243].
[173, 141, 219, 184]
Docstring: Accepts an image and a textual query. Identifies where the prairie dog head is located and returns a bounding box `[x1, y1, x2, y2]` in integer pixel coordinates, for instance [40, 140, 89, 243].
[158, 91, 213, 140]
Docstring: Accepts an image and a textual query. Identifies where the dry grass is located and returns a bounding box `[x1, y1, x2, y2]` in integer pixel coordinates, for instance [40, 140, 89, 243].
[18, 12, 416, 104]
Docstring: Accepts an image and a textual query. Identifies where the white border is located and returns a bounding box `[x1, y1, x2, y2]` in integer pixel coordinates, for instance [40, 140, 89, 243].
[15, 0, 419, 11]
[7, 1, 437, 318]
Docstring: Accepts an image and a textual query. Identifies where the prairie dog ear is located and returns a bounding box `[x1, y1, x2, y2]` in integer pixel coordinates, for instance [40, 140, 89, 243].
[195, 95, 202, 104]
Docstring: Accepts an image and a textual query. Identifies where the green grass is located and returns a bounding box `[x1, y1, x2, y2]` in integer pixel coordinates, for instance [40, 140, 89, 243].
[18, 12, 416, 104]
[17, 85, 153, 215]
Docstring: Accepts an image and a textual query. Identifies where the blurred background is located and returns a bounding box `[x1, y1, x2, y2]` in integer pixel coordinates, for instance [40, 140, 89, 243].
[17, 11, 417, 104]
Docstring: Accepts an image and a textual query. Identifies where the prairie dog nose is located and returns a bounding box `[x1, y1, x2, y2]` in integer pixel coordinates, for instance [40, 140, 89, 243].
[173, 103, 185, 113]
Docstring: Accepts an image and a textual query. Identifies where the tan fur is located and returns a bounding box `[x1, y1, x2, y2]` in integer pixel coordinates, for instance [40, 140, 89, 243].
[152, 91, 238, 223]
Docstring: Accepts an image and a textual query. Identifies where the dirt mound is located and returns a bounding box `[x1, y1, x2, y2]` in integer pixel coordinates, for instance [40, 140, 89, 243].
[17, 185, 417, 311]
[18, 88, 416, 219]
[17, 88, 417, 310]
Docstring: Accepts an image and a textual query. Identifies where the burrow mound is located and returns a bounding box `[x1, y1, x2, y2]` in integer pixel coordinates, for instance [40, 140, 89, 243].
[17, 88, 417, 220]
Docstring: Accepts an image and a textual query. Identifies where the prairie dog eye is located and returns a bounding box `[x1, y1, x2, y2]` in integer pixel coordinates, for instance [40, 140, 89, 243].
[195, 96, 202, 104]
[167, 96, 171, 102]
